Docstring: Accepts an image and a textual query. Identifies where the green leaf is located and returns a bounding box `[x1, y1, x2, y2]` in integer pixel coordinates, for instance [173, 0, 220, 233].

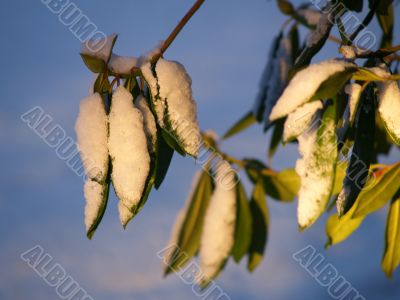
[222, 111, 256, 140]
[332, 161, 347, 196]
[337, 85, 375, 216]
[341, 0, 363, 12]
[80, 53, 107, 73]
[353, 163, 400, 218]
[160, 127, 186, 156]
[232, 181, 253, 263]
[276, 0, 294, 15]
[325, 201, 365, 247]
[86, 159, 111, 240]
[268, 119, 284, 159]
[165, 171, 213, 275]
[247, 179, 269, 272]
[377, 4, 394, 48]
[154, 127, 175, 189]
[382, 192, 400, 278]
[264, 168, 300, 202]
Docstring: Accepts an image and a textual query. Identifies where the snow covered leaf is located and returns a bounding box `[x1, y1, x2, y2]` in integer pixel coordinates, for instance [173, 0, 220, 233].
[164, 170, 213, 275]
[232, 181, 252, 263]
[352, 163, 400, 218]
[75, 93, 109, 182]
[84, 175, 111, 239]
[382, 193, 400, 278]
[108, 86, 150, 224]
[296, 101, 338, 230]
[283, 100, 323, 143]
[247, 179, 269, 272]
[269, 59, 356, 122]
[344, 83, 363, 125]
[141, 59, 201, 157]
[80, 54, 107, 73]
[222, 110, 256, 140]
[253, 33, 283, 122]
[108, 54, 138, 76]
[199, 163, 237, 285]
[375, 71, 400, 145]
[295, 8, 321, 28]
[337, 85, 375, 217]
[325, 201, 365, 248]
[81, 33, 117, 63]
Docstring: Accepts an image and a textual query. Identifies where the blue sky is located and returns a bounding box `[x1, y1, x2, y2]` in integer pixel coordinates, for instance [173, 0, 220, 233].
[0, 1, 399, 299]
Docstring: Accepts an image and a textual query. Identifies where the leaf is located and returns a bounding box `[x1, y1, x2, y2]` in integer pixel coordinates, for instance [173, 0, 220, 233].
[337, 85, 375, 216]
[341, 0, 363, 12]
[382, 193, 400, 278]
[80, 53, 107, 73]
[268, 119, 284, 159]
[297, 101, 338, 230]
[154, 127, 175, 189]
[264, 168, 300, 202]
[164, 171, 213, 274]
[377, 4, 394, 48]
[247, 179, 269, 272]
[352, 68, 390, 81]
[222, 111, 256, 140]
[232, 181, 253, 263]
[160, 127, 186, 156]
[276, 0, 294, 15]
[86, 159, 111, 240]
[352, 163, 400, 218]
[325, 202, 365, 247]
[332, 161, 347, 196]
[369, 0, 393, 15]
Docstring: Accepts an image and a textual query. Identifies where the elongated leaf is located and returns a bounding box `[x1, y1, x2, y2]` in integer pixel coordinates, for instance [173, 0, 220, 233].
[382, 193, 400, 278]
[268, 119, 284, 159]
[160, 127, 186, 156]
[80, 54, 107, 73]
[264, 168, 300, 202]
[232, 181, 253, 263]
[377, 4, 393, 48]
[353, 163, 400, 218]
[276, 0, 294, 15]
[337, 85, 375, 216]
[165, 171, 213, 274]
[247, 179, 269, 272]
[154, 127, 174, 189]
[222, 111, 256, 140]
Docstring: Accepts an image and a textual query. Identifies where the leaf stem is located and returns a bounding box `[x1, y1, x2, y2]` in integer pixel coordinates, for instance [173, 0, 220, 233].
[151, 0, 205, 64]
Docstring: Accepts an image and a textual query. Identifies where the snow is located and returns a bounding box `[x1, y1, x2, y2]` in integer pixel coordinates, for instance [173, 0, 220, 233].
[84, 179, 107, 232]
[136, 96, 158, 154]
[340, 46, 356, 60]
[283, 100, 323, 143]
[344, 83, 362, 124]
[200, 163, 236, 281]
[142, 59, 201, 157]
[295, 109, 337, 229]
[118, 202, 134, 227]
[108, 86, 151, 211]
[108, 54, 138, 75]
[75, 93, 109, 182]
[263, 37, 292, 127]
[374, 68, 400, 144]
[270, 59, 354, 121]
[137, 41, 164, 66]
[297, 8, 321, 26]
[81, 33, 117, 62]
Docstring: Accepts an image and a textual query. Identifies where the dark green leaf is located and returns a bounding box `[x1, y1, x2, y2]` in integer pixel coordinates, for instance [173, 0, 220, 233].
[369, 0, 393, 15]
[336, 84, 375, 216]
[264, 168, 300, 202]
[382, 192, 400, 278]
[276, 0, 294, 15]
[232, 181, 253, 263]
[313, 68, 357, 101]
[247, 179, 269, 272]
[222, 110, 256, 140]
[341, 0, 363, 12]
[160, 127, 186, 157]
[268, 119, 284, 159]
[377, 4, 394, 48]
[154, 127, 175, 189]
[353, 163, 400, 218]
[165, 171, 213, 275]
[80, 53, 107, 73]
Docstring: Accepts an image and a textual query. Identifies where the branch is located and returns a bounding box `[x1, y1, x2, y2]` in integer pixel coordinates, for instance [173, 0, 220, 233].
[349, 0, 379, 42]
[151, 0, 205, 64]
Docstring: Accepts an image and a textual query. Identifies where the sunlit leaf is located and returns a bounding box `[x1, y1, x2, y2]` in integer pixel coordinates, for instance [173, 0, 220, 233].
[222, 111, 256, 140]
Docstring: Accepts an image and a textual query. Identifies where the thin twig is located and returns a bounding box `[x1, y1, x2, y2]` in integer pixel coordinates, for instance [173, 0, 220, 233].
[349, 0, 379, 42]
[151, 0, 205, 64]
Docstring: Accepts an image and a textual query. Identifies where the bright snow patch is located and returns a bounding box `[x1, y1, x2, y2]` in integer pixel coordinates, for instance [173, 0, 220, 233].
[108, 54, 138, 75]
[108, 86, 150, 211]
[295, 108, 337, 229]
[141, 59, 201, 157]
[344, 83, 362, 124]
[283, 100, 323, 143]
[118, 202, 134, 227]
[84, 179, 107, 232]
[136, 96, 158, 154]
[75, 93, 109, 182]
[81, 33, 117, 62]
[200, 163, 236, 281]
[270, 59, 354, 121]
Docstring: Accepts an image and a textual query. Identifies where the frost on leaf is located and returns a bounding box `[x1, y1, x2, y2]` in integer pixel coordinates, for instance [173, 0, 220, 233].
[75, 93, 109, 183]
[296, 103, 338, 230]
[141, 59, 201, 157]
[108, 86, 150, 219]
[269, 59, 355, 122]
[199, 163, 237, 284]
[283, 100, 323, 143]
